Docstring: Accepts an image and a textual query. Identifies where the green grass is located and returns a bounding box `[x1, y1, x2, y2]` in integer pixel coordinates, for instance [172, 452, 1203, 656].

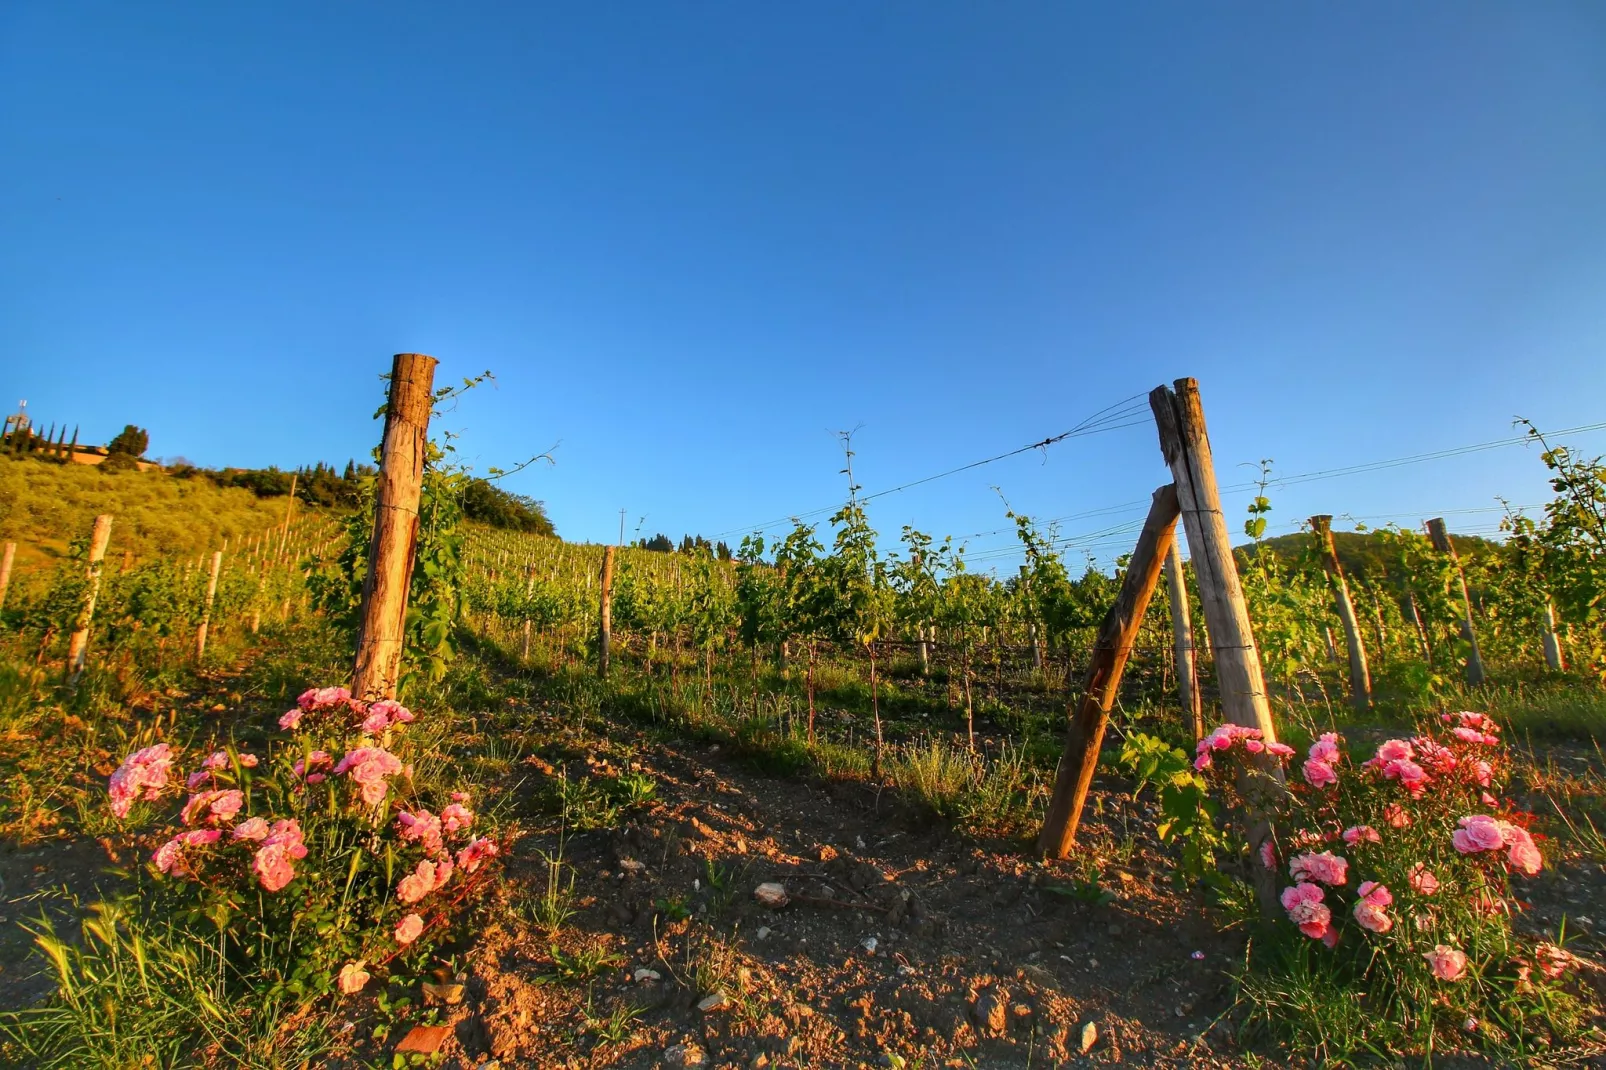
[0, 455, 326, 573]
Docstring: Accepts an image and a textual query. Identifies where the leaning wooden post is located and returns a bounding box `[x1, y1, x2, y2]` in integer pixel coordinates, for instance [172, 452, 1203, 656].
[351, 353, 438, 701]
[1542, 601, 1565, 672]
[195, 550, 223, 661]
[1425, 518, 1486, 686]
[598, 545, 616, 678]
[1038, 485, 1180, 857]
[1162, 539, 1203, 740]
[1151, 379, 1283, 912]
[65, 514, 114, 684]
[0, 541, 14, 613]
[1308, 515, 1372, 710]
[279, 472, 298, 554]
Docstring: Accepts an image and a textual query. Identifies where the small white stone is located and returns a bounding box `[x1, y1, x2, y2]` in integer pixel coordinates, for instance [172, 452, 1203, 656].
[698, 991, 732, 1013]
[861, 937, 878, 954]
[756, 926, 772, 941]
[754, 882, 789, 908]
[634, 968, 662, 983]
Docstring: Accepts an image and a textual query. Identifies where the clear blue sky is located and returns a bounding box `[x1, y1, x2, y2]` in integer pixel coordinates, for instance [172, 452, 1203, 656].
[4, 4, 1604, 569]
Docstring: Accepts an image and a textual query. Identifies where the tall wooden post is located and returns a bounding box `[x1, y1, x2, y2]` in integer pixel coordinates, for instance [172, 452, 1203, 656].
[1151, 379, 1282, 912]
[598, 545, 615, 678]
[0, 541, 14, 613]
[1425, 518, 1486, 686]
[1162, 539, 1202, 740]
[65, 515, 114, 683]
[522, 565, 536, 661]
[1542, 601, 1565, 672]
[280, 472, 298, 554]
[351, 354, 438, 701]
[195, 550, 223, 661]
[1407, 592, 1432, 663]
[1308, 515, 1371, 710]
[1020, 565, 1044, 671]
[1038, 485, 1179, 857]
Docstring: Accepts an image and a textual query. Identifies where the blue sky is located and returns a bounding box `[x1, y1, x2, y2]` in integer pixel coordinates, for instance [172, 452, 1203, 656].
[3, 4, 1603, 569]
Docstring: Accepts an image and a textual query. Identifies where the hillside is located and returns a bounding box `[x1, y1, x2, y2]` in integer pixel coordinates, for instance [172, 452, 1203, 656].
[1242, 525, 1502, 583]
[0, 455, 312, 570]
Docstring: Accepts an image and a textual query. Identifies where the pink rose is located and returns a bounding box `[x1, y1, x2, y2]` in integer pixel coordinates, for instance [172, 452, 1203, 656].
[1452, 815, 1504, 854]
[1259, 840, 1277, 869]
[1341, 825, 1381, 847]
[395, 913, 425, 946]
[278, 708, 304, 730]
[1308, 734, 1341, 765]
[1408, 864, 1439, 896]
[1503, 825, 1542, 876]
[238, 753, 259, 768]
[337, 960, 370, 994]
[1280, 882, 1333, 941]
[457, 837, 499, 875]
[253, 842, 297, 892]
[441, 803, 475, 835]
[1266, 742, 1295, 759]
[1423, 945, 1467, 982]
[1303, 759, 1337, 788]
[1289, 851, 1348, 887]
[1383, 803, 1411, 828]
[1375, 739, 1414, 764]
[1353, 897, 1393, 933]
[232, 817, 270, 842]
[108, 744, 174, 819]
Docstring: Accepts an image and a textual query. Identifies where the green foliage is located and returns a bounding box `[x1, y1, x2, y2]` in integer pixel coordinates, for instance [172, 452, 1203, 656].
[1119, 732, 1229, 885]
[106, 425, 149, 458]
[459, 478, 556, 536]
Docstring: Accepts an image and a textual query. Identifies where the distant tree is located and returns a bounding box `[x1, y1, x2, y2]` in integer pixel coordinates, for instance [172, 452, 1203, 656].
[715, 540, 732, 561]
[100, 450, 140, 474]
[640, 533, 675, 553]
[459, 478, 556, 536]
[107, 425, 150, 457]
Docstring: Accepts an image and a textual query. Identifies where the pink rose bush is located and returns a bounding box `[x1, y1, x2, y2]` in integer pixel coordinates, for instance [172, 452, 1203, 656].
[103, 684, 499, 1004]
[1197, 711, 1589, 1052]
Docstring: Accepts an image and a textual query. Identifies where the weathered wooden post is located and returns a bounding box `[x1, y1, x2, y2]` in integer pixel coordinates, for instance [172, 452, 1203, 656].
[598, 544, 616, 678]
[65, 514, 114, 683]
[279, 472, 298, 554]
[1308, 515, 1372, 710]
[0, 541, 14, 613]
[1038, 485, 1180, 856]
[351, 354, 438, 701]
[521, 565, 536, 661]
[1151, 379, 1282, 911]
[1162, 540, 1203, 740]
[1425, 518, 1486, 686]
[1020, 565, 1044, 671]
[1407, 591, 1432, 663]
[1542, 602, 1565, 672]
[195, 550, 223, 661]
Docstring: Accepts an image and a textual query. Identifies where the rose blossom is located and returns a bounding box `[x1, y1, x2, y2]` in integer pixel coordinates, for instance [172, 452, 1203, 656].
[1408, 864, 1440, 896]
[397, 810, 445, 855]
[1353, 881, 1393, 933]
[395, 913, 425, 946]
[1259, 840, 1277, 869]
[1424, 945, 1468, 982]
[441, 802, 474, 835]
[1303, 759, 1338, 788]
[457, 837, 499, 874]
[397, 859, 447, 904]
[1342, 825, 1381, 846]
[1266, 742, 1295, 759]
[1452, 815, 1505, 854]
[1383, 803, 1411, 828]
[232, 816, 271, 841]
[253, 841, 297, 892]
[278, 708, 304, 730]
[1289, 851, 1349, 887]
[337, 960, 370, 994]
[108, 744, 174, 819]
[1280, 883, 1335, 944]
[1308, 733, 1341, 765]
[180, 789, 244, 826]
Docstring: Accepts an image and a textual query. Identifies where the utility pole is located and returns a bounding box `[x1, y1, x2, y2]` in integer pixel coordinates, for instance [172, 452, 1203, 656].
[619, 509, 627, 547]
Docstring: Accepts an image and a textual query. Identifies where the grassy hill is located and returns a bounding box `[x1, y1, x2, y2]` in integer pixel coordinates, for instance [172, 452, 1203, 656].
[0, 456, 318, 571]
[1244, 526, 1502, 584]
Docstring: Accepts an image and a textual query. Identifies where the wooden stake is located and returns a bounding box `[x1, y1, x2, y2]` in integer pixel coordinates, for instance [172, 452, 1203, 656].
[1162, 539, 1203, 740]
[1542, 601, 1565, 672]
[351, 354, 438, 701]
[195, 550, 223, 661]
[1425, 518, 1486, 686]
[598, 544, 615, 678]
[1308, 515, 1372, 710]
[1151, 379, 1282, 912]
[1038, 484, 1180, 857]
[280, 472, 298, 553]
[1408, 591, 1432, 663]
[0, 541, 14, 613]
[65, 514, 113, 683]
